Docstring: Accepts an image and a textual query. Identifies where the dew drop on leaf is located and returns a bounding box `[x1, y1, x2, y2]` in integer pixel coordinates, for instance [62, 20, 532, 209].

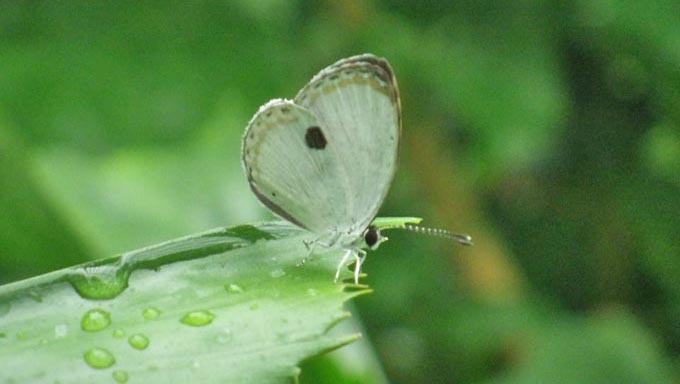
[181, 310, 215, 327]
[128, 334, 150, 350]
[83, 347, 116, 369]
[81, 309, 111, 332]
[112, 370, 129, 383]
[142, 307, 161, 320]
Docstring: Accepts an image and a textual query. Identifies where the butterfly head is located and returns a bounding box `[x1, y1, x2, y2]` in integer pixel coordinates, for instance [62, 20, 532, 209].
[363, 225, 388, 250]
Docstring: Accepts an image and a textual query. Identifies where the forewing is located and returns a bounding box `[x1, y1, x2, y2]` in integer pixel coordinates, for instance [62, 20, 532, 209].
[242, 99, 351, 232]
[295, 54, 401, 233]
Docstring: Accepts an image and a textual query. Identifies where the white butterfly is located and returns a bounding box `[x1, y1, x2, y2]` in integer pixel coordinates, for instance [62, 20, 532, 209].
[242, 54, 470, 284]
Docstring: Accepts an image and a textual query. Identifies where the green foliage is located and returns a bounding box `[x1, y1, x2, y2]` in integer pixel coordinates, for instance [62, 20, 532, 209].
[0, 1, 678, 383]
[0, 222, 368, 383]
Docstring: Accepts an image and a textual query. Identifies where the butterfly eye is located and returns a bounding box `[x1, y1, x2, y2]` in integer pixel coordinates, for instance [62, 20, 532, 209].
[363, 225, 381, 249]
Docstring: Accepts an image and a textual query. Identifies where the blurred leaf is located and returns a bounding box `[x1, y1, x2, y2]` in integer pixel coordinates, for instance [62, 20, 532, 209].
[0, 125, 89, 283]
[641, 122, 680, 183]
[488, 310, 678, 384]
[393, 4, 566, 181]
[32, 108, 259, 257]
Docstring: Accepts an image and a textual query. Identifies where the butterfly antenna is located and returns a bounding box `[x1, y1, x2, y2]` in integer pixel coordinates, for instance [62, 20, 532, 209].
[403, 224, 473, 246]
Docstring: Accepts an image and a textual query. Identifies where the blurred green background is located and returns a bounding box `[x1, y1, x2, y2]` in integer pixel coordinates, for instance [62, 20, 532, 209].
[1, 1, 678, 383]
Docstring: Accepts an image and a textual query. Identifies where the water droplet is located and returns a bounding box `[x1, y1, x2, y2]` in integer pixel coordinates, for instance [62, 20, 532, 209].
[81, 309, 111, 332]
[128, 334, 149, 350]
[112, 329, 125, 339]
[54, 324, 68, 338]
[192, 360, 201, 369]
[225, 283, 244, 294]
[112, 370, 129, 383]
[307, 288, 318, 297]
[67, 265, 130, 300]
[216, 329, 232, 344]
[270, 268, 286, 278]
[83, 347, 116, 369]
[142, 307, 161, 320]
[180, 310, 215, 327]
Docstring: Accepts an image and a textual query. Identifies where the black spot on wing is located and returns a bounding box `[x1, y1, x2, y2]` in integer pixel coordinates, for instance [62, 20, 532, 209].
[305, 126, 327, 149]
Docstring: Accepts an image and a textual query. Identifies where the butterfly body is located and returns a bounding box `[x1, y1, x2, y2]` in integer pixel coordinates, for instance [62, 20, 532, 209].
[242, 54, 400, 282]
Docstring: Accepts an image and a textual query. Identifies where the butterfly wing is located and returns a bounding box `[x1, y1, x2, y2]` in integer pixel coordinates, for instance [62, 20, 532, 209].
[242, 54, 400, 239]
[243, 99, 351, 232]
[295, 55, 401, 233]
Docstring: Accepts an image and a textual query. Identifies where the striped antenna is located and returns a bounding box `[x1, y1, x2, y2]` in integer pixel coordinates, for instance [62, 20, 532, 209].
[403, 224, 473, 246]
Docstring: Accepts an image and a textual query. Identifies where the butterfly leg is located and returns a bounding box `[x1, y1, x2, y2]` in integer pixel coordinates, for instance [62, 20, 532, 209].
[300, 232, 341, 267]
[302, 235, 325, 254]
[303, 237, 319, 252]
[298, 236, 329, 266]
[298, 240, 317, 267]
[334, 249, 354, 283]
[353, 250, 367, 285]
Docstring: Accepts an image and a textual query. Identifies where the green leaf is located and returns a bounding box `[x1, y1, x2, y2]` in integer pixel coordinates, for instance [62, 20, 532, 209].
[0, 218, 418, 383]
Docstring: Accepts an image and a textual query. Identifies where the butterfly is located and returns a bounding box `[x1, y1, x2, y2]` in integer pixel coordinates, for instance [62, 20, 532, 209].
[242, 54, 471, 284]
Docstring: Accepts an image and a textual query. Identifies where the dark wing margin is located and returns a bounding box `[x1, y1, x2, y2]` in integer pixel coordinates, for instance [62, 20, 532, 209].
[297, 53, 401, 138]
[242, 99, 309, 229]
